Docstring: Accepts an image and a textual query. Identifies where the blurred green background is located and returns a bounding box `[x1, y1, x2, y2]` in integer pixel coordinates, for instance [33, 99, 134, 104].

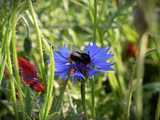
[0, 0, 160, 120]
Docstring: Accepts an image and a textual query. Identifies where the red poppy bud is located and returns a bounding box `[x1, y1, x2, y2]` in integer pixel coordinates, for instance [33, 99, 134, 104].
[32, 83, 45, 93]
[23, 79, 35, 86]
[18, 57, 38, 79]
[127, 43, 139, 58]
[17, 57, 45, 93]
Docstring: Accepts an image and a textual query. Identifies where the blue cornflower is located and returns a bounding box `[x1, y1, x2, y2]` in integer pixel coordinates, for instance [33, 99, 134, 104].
[54, 43, 113, 80]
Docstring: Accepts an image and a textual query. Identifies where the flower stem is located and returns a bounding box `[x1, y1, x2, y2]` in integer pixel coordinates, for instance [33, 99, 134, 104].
[81, 79, 87, 119]
[91, 79, 95, 119]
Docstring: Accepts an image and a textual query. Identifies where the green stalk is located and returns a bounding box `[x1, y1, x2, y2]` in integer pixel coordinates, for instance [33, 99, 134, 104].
[0, 26, 6, 83]
[81, 79, 87, 120]
[0, 56, 6, 84]
[90, 0, 97, 119]
[111, 29, 126, 95]
[155, 95, 160, 120]
[127, 82, 134, 119]
[93, 0, 97, 43]
[5, 21, 19, 120]
[36, 30, 55, 120]
[135, 32, 148, 120]
[11, 9, 26, 119]
[27, 2, 56, 119]
[39, 47, 55, 120]
[8, 59, 19, 120]
[28, 0, 45, 81]
[91, 79, 95, 119]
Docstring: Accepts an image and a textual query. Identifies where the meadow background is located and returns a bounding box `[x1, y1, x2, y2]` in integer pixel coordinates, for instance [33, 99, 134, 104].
[0, 0, 160, 120]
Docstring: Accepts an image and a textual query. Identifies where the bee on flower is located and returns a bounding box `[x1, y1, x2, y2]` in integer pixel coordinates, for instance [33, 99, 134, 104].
[54, 43, 113, 80]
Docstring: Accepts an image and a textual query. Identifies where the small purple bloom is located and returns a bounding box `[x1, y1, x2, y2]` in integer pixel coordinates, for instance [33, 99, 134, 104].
[54, 44, 113, 80]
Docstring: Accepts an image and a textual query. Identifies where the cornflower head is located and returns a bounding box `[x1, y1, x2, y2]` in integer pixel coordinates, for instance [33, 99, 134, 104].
[54, 43, 113, 80]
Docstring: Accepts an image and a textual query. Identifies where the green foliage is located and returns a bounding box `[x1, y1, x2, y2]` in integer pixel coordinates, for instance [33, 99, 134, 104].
[0, 0, 160, 120]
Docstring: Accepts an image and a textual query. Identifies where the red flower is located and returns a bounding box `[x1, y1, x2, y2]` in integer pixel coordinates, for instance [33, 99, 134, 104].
[127, 42, 139, 58]
[18, 57, 38, 80]
[18, 57, 45, 93]
[31, 81, 45, 93]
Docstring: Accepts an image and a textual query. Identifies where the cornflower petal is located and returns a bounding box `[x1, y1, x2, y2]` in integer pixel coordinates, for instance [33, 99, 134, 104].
[72, 71, 84, 80]
[94, 62, 113, 71]
[88, 69, 97, 77]
[84, 44, 113, 74]
[54, 48, 70, 63]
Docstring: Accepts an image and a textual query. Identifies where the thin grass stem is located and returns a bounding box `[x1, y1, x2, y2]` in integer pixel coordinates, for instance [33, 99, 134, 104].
[91, 78, 95, 119]
[81, 79, 88, 120]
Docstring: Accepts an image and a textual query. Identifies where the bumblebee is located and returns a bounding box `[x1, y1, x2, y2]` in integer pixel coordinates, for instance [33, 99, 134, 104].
[69, 51, 91, 65]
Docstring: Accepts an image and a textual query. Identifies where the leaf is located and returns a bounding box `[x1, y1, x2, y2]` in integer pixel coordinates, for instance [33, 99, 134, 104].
[143, 82, 160, 93]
